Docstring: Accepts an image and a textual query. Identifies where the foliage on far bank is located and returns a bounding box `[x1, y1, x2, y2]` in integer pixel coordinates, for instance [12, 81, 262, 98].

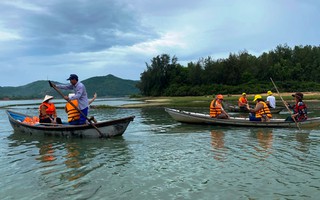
[137, 44, 320, 96]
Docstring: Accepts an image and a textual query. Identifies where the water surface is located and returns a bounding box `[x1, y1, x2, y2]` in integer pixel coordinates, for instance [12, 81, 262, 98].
[1, 100, 320, 199]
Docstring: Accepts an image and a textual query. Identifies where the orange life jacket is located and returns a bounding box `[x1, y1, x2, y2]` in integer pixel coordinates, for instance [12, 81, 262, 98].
[39, 102, 56, 119]
[22, 116, 39, 125]
[210, 100, 222, 117]
[255, 101, 272, 119]
[65, 99, 80, 122]
[238, 96, 248, 106]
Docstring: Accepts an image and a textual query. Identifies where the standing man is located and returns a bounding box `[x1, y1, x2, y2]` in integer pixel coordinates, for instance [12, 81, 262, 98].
[55, 74, 89, 125]
[266, 90, 276, 108]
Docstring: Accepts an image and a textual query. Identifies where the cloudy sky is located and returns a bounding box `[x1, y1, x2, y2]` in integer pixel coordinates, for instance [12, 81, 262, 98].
[0, 0, 319, 86]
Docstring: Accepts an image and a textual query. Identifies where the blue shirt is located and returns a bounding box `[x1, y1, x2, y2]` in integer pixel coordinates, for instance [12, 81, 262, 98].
[57, 82, 88, 110]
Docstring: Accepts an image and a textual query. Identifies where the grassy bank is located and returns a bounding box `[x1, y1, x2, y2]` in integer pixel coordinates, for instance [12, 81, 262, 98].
[119, 92, 320, 108]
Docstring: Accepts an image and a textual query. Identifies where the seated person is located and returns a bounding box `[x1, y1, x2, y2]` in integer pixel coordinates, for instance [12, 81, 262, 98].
[285, 92, 307, 122]
[266, 90, 276, 108]
[247, 95, 272, 122]
[65, 93, 81, 125]
[39, 95, 62, 124]
[210, 94, 230, 119]
[238, 93, 249, 111]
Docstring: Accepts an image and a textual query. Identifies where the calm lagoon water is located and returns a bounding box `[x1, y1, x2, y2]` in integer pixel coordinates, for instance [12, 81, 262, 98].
[1, 99, 320, 199]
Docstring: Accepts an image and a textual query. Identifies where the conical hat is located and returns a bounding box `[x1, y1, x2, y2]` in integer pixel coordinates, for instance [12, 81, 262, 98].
[43, 95, 53, 102]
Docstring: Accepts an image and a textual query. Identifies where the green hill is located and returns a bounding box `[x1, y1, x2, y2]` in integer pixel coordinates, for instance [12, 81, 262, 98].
[0, 74, 140, 99]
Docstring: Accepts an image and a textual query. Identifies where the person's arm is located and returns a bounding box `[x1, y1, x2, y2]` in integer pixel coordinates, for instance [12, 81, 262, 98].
[221, 106, 230, 118]
[52, 104, 58, 123]
[249, 103, 264, 112]
[238, 98, 245, 106]
[89, 93, 97, 105]
[266, 96, 270, 105]
[40, 105, 47, 117]
[55, 84, 73, 90]
[40, 105, 53, 122]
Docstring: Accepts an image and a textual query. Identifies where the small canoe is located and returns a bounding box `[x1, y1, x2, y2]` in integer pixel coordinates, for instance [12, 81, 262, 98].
[6, 110, 135, 138]
[228, 105, 284, 114]
[165, 108, 320, 128]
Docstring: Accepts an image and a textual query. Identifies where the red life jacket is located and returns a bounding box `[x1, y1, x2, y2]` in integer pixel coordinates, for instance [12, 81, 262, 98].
[294, 102, 307, 121]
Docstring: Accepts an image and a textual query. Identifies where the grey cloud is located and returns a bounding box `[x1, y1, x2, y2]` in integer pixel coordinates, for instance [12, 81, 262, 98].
[1, 0, 158, 55]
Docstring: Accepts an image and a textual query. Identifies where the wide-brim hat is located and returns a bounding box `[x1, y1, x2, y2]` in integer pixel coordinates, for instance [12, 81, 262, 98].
[292, 92, 303, 99]
[267, 91, 272, 95]
[43, 95, 53, 102]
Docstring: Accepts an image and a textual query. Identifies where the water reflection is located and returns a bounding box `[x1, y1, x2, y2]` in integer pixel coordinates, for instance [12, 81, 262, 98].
[38, 143, 56, 162]
[250, 129, 273, 159]
[210, 129, 226, 161]
[6, 133, 132, 191]
[295, 132, 311, 153]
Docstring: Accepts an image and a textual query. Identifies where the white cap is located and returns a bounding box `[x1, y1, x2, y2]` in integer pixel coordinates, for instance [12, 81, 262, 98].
[68, 93, 75, 98]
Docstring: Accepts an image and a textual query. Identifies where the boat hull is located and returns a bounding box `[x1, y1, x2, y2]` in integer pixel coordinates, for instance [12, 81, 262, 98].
[165, 108, 320, 128]
[7, 110, 135, 138]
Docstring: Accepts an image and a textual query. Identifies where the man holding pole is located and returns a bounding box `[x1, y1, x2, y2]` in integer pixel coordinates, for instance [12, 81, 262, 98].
[53, 74, 89, 125]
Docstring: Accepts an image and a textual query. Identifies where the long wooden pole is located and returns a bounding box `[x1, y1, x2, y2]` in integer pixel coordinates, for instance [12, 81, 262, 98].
[270, 78, 300, 130]
[48, 80, 104, 137]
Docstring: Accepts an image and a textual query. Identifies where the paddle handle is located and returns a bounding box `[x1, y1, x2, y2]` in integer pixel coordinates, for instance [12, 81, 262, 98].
[270, 78, 300, 130]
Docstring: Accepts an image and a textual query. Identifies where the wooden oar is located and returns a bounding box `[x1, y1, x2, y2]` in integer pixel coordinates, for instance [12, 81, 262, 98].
[48, 80, 104, 137]
[270, 77, 301, 130]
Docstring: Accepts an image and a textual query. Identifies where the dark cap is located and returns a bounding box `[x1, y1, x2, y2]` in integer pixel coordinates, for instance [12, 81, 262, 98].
[292, 92, 303, 99]
[67, 74, 78, 81]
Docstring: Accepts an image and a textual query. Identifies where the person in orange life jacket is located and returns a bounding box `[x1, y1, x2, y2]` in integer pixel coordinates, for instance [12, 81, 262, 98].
[210, 94, 230, 119]
[247, 95, 272, 122]
[39, 95, 62, 124]
[65, 93, 81, 125]
[66, 93, 98, 125]
[52, 74, 88, 125]
[285, 92, 307, 122]
[238, 92, 249, 111]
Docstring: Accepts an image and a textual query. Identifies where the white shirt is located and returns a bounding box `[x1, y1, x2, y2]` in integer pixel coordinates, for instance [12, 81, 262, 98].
[266, 95, 276, 108]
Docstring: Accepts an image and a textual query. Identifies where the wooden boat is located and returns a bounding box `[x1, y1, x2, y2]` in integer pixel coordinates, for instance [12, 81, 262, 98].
[6, 110, 135, 138]
[165, 108, 320, 128]
[228, 105, 284, 114]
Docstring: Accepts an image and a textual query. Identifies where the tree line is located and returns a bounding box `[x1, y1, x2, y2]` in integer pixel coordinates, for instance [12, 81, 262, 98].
[137, 44, 320, 96]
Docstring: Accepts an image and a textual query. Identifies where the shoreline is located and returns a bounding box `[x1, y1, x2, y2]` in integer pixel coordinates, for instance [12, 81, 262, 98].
[118, 92, 320, 108]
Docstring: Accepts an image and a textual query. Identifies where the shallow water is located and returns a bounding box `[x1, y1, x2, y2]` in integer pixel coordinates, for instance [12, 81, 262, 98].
[1, 101, 320, 199]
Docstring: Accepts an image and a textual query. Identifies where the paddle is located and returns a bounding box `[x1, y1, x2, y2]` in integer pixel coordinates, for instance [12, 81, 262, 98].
[270, 77, 301, 130]
[48, 80, 104, 137]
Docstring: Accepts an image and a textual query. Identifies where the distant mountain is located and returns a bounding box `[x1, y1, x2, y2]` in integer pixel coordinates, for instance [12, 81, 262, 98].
[0, 74, 140, 99]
